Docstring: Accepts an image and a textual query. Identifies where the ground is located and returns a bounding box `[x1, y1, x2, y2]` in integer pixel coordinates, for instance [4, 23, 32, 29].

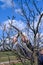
[0, 51, 30, 65]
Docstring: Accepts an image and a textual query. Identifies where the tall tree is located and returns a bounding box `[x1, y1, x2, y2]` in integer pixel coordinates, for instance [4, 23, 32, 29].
[9, 0, 43, 65]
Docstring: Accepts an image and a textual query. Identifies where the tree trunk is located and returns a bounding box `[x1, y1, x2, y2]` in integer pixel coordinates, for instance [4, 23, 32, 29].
[30, 53, 34, 65]
[33, 34, 38, 65]
[33, 49, 38, 65]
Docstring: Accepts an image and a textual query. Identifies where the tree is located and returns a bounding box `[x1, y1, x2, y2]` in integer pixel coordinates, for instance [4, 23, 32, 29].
[9, 0, 43, 65]
[0, 24, 7, 50]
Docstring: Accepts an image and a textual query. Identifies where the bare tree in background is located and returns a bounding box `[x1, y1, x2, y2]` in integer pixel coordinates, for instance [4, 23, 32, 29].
[0, 24, 7, 51]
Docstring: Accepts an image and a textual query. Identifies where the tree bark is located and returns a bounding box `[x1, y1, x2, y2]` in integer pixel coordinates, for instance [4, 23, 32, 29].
[33, 49, 38, 65]
[33, 34, 38, 65]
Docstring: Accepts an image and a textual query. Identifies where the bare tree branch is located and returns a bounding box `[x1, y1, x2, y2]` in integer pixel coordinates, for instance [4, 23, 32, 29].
[33, 0, 41, 14]
[36, 13, 43, 34]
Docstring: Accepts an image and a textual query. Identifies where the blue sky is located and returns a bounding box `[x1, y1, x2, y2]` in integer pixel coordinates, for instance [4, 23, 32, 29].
[0, 0, 43, 22]
[0, 0, 15, 22]
[0, 0, 24, 23]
